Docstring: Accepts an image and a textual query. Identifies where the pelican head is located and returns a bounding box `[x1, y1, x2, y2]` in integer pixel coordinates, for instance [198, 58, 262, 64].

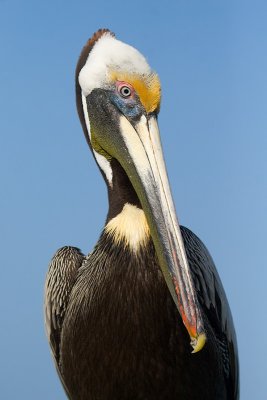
[75, 29, 206, 352]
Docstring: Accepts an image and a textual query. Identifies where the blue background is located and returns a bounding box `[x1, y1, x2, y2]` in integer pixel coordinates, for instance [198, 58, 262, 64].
[1, 1, 266, 398]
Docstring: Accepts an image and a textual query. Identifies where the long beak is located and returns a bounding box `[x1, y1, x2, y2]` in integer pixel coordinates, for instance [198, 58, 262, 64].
[114, 114, 206, 352]
[88, 95, 206, 352]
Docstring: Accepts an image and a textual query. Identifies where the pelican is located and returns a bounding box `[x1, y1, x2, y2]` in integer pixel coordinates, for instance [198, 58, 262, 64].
[45, 29, 239, 399]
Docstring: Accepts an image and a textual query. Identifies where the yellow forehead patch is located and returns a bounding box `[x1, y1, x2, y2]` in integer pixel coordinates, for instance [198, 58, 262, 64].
[110, 70, 161, 113]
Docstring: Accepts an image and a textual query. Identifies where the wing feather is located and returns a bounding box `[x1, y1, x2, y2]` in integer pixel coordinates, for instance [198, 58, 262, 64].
[44, 246, 85, 392]
[181, 226, 239, 399]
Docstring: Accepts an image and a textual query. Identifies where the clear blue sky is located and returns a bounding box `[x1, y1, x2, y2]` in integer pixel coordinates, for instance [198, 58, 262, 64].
[0, 1, 266, 398]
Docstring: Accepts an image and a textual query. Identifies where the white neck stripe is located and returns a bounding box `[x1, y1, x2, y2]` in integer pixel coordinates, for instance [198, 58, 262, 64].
[81, 91, 113, 186]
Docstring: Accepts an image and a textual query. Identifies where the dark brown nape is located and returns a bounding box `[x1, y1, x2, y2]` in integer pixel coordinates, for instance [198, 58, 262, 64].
[106, 159, 142, 223]
[75, 29, 115, 148]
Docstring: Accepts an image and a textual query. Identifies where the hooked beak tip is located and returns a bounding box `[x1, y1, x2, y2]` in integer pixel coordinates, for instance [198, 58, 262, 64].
[191, 332, 206, 353]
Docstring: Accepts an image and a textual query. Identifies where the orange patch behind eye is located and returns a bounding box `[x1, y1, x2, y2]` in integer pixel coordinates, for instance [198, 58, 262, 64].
[110, 71, 161, 113]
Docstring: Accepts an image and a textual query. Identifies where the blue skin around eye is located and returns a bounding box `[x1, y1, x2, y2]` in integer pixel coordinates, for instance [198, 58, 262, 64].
[110, 93, 142, 119]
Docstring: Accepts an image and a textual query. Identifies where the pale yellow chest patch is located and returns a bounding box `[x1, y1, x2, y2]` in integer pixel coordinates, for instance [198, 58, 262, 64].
[105, 203, 150, 252]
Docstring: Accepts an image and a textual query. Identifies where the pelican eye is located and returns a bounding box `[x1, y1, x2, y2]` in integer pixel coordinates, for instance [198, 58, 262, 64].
[117, 82, 133, 99]
[119, 85, 131, 98]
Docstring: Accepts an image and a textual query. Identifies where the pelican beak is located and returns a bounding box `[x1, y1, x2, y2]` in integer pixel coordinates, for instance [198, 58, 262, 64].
[86, 91, 206, 352]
